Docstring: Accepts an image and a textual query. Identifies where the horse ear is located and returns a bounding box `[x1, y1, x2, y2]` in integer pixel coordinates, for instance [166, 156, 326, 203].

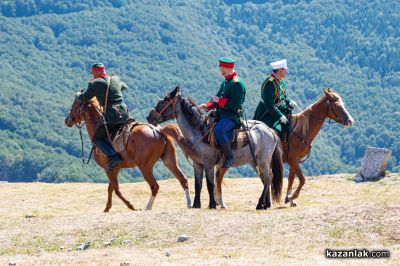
[170, 86, 179, 98]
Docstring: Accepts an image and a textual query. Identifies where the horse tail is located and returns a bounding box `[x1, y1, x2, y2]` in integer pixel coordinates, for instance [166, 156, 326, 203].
[271, 142, 283, 203]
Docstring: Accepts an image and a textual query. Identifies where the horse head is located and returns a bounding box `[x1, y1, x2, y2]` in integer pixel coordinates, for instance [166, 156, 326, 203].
[64, 96, 100, 127]
[323, 88, 354, 128]
[147, 86, 181, 125]
[65, 97, 86, 127]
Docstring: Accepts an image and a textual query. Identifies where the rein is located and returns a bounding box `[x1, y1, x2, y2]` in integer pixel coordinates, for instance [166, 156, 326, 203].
[151, 98, 177, 122]
[289, 97, 344, 164]
[75, 122, 94, 165]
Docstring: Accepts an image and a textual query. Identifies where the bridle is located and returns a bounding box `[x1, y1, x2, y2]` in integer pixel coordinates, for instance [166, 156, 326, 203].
[309, 97, 346, 125]
[150, 97, 178, 122]
[67, 101, 99, 165]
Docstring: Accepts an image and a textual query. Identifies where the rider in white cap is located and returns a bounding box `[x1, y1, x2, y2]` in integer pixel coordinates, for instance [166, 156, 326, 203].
[253, 59, 297, 141]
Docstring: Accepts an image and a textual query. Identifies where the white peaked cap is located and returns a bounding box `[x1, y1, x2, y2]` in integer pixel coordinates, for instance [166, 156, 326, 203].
[270, 59, 288, 70]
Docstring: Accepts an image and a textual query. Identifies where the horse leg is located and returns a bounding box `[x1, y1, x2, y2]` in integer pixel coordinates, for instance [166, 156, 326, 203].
[285, 167, 296, 205]
[114, 181, 136, 211]
[205, 166, 216, 209]
[256, 165, 271, 210]
[256, 183, 268, 210]
[288, 164, 306, 207]
[104, 169, 119, 212]
[161, 148, 191, 208]
[138, 165, 159, 210]
[215, 166, 228, 209]
[192, 162, 204, 208]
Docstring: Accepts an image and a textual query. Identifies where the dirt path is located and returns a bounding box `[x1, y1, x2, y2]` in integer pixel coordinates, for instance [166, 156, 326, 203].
[0, 174, 398, 265]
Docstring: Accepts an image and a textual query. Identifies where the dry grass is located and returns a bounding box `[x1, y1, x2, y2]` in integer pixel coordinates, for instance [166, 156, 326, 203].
[0, 173, 399, 265]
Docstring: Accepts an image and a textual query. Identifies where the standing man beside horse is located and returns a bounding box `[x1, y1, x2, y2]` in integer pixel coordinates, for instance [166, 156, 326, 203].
[199, 57, 246, 168]
[253, 59, 297, 141]
[76, 63, 130, 171]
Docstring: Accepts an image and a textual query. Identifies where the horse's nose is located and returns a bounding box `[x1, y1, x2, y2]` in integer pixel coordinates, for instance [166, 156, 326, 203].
[65, 114, 73, 127]
[344, 116, 354, 128]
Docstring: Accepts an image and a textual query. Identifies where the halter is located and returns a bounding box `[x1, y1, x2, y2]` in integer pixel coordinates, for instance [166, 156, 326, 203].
[309, 97, 346, 125]
[151, 97, 178, 122]
[291, 96, 346, 164]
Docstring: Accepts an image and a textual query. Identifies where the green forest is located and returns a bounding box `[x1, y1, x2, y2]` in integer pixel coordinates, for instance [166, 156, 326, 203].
[1, 0, 399, 183]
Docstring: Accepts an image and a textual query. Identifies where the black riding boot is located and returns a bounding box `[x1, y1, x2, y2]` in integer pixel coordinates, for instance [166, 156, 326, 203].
[95, 140, 121, 171]
[220, 141, 234, 168]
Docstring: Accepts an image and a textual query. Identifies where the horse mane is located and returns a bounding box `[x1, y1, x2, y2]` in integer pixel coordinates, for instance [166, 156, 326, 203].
[179, 97, 205, 130]
[291, 95, 326, 137]
[291, 109, 311, 138]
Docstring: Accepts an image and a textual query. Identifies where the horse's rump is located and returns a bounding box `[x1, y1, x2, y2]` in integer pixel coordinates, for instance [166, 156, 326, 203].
[112, 121, 160, 153]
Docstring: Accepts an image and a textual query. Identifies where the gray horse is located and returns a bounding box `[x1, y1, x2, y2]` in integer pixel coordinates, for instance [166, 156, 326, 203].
[147, 87, 283, 210]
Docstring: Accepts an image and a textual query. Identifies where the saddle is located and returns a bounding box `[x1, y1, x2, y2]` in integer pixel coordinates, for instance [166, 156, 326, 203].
[201, 115, 248, 150]
[111, 117, 138, 153]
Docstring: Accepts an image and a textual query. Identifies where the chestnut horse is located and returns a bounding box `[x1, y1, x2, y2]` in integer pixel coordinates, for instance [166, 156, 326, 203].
[65, 97, 191, 212]
[283, 88, 354, 206]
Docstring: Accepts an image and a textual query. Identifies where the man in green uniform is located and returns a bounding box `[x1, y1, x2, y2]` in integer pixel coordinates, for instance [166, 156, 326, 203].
[200, 57, 246, 168]
[253, 59, 297, 140]
[76, 63, 130, 171]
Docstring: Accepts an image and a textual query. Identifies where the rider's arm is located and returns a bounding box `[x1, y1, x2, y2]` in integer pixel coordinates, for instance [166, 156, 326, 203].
[77, 81, 97, 102]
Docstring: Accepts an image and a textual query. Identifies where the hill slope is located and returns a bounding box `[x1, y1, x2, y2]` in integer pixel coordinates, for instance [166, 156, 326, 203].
[1, 0, 399, 182]
[0, 174, 399, 264]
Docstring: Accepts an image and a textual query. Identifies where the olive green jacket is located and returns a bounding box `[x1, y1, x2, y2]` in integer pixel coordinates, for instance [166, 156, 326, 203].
[77, 75, 129, 124]
[215, 74, 246, 125]
[253, 75, 291, 129]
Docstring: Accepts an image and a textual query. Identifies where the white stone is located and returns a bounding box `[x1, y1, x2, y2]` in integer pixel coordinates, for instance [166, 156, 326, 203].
[122, 239, 131, 245]
[357, 146, 392, 181]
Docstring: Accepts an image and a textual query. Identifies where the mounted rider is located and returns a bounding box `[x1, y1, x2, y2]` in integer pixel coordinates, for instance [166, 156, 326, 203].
[75, 63, 130, 171]
[199, 57, 246, 168]
[253, 59, 297, 141]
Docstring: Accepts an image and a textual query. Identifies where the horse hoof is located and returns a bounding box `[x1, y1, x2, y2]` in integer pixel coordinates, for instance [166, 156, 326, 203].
[208, 201, 217, 209]
[103, 208, 110, 213]
[290, 201, 297, 207]
[256, 204, 264, 210]
[285, 196, 290, 204]
[192, 203, 201, 209]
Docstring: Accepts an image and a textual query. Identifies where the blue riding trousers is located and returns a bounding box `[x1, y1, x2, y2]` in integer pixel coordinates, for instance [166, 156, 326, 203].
[214, 118, 238, 144]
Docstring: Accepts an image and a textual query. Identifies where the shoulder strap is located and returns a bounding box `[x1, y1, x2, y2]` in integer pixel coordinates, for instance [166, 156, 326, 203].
[103, 76, 111, 114]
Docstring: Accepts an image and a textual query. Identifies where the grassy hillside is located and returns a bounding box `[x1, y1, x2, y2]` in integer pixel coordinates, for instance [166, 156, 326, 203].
[1, 0, 399, 182]
[0, 174, 399, 264]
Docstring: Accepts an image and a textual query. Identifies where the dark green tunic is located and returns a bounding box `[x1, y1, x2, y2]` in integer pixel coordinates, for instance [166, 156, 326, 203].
[253, 75, 291, 135]
[215, 75, 246, 125]
[77, 75, 129, 125]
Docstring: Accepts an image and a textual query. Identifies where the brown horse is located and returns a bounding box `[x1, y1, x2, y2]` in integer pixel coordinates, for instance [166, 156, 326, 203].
[283, 88, 354, 206]
[65, 97, 191, 212]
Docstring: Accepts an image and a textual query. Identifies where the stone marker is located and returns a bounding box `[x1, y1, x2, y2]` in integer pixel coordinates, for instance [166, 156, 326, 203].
[355, 146, 392, 182]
